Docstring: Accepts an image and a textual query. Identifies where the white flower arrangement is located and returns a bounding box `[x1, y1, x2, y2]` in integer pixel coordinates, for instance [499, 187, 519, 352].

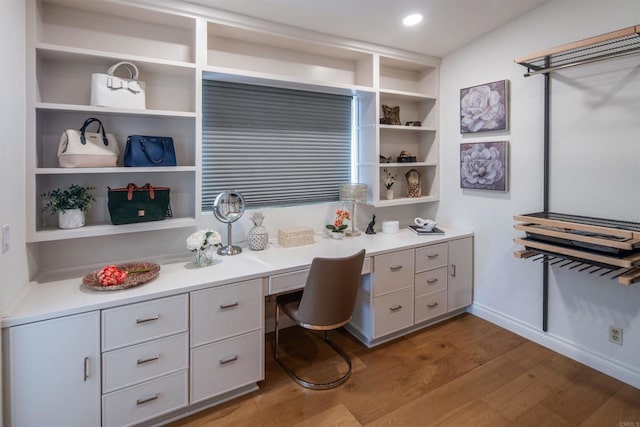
[382, 168, 398, 189]
[186, 229, 222, 252]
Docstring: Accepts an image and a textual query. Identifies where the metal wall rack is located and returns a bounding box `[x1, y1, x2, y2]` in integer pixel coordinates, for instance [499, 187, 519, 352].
[513, 25, 640, 331]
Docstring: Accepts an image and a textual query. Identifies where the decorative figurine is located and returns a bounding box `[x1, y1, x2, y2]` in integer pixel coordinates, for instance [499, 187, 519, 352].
[405, 168, 422, 198]
[381, 105, 401, 125]
[365, 214, 376, 234]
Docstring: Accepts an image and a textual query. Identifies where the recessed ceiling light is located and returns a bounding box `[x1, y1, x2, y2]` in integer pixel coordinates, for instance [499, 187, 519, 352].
[402, 13, 423, 26]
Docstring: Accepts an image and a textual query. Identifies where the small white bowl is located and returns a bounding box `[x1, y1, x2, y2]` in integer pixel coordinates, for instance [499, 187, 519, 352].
[382, 221, 399, 234]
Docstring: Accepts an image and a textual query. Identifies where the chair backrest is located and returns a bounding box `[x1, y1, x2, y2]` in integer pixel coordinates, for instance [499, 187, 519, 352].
[297, 249, 366, 329]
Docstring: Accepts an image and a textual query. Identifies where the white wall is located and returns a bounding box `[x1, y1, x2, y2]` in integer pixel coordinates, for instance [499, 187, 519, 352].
[0, 1, 28, 316]
[0, 0, 27, 419]
[438, 0, 640, 387]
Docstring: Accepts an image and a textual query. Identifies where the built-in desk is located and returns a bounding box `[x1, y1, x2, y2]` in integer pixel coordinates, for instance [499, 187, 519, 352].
[2, 227, 473, 426]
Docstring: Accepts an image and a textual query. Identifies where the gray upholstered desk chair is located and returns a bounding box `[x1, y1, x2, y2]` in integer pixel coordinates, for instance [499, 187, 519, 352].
[273, 249, 366, 390]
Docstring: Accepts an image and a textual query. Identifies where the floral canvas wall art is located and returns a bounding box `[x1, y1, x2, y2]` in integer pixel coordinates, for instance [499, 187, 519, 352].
[460, 141, 508, 191]
[460, 80, 508, 133]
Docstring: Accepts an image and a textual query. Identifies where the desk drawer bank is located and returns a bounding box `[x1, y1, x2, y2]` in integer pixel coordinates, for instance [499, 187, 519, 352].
[2, 229, 472, 426]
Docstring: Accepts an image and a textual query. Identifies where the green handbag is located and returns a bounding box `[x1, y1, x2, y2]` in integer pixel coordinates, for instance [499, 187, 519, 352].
[107, 183, 171, 225]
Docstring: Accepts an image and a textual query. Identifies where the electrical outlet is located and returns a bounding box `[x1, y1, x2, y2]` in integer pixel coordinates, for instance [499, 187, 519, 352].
[609, 326, 623, 345]
[2, 224, 9, 254]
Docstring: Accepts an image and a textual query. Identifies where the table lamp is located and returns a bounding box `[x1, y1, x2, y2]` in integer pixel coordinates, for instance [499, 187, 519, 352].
[339, 183, 367, 237]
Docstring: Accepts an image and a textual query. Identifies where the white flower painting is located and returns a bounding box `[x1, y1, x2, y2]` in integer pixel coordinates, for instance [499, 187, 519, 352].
[460, 141, 508, 191]
[460, 80, 508, 133]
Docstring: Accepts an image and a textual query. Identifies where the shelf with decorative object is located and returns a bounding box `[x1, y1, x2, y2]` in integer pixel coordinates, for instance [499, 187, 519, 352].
[357, 54, 440, 206]
[26, 0, 199, 244]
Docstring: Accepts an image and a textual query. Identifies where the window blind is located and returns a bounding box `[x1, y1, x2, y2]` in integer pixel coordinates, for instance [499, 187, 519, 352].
[201, 80, 353, 210]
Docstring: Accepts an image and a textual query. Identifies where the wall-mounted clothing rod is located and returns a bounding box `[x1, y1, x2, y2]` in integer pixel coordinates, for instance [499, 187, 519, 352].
[515, 25, 640, 77]
[515, 25, 640, 331]
[514, 247, 640, 286]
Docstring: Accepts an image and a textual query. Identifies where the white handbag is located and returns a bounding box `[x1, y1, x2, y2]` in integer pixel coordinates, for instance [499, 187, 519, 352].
[90, 61, 146, 109]
[58, 118, 120, 168]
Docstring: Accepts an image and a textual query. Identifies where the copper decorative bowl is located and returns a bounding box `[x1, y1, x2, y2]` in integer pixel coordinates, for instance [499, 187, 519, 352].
[82, 262, 161, 291]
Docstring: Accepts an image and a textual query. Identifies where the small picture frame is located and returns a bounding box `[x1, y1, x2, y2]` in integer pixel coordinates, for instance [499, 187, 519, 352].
[460, 80, 509, 133]
[460, 141, 508, 191]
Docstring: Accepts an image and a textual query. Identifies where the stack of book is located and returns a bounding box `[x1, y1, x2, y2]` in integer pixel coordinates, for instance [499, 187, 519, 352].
[408, 225, 445, 235]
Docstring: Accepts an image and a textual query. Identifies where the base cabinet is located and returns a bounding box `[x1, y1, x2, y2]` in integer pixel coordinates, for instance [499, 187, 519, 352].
[189, 278, 264, 404]
[3, 282, 264, 426]
[448, 237, 474, 311]
[3, 311, 101, 427]
[348, 236, 473, 347]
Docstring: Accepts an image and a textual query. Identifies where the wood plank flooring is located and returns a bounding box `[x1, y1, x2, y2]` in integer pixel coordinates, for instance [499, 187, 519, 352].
[168, 314, 640, 426]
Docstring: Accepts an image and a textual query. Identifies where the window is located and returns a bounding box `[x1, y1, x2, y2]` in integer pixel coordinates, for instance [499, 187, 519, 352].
[201, 80, 353, 210]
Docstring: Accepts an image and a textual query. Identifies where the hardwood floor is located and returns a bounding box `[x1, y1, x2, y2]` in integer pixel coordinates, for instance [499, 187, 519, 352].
[168, 314, 640, 426]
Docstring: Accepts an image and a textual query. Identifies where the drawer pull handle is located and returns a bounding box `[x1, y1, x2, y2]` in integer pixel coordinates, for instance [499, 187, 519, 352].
[136, 315, 160, 324]
[220, 302, 239, 309]
[451, 264, 457, 277]
[427, 302, 439, 308]
[427, 254, 439, 259]
[137, 354, 160, 365]
[390, 265, 403, 272]
[427, 278, 438, 284]
[390, 305, 403, 312]
[220, 355, 239, 365]
[136, 394, 159, 406]
[83, 357, 89, 382]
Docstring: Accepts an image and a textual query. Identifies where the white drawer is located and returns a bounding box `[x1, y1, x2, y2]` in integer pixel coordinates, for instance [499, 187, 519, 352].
[102, 370, 188, 427]
[415, 289, 447, 324]
[191, 279, 263, 347]
[373, 249, 415, 296]
[415, 243, 448, 273]
[373, 288, 414, 338]
[102, 333, 188, 393]
[190, 330, 263, 404]
[269, 269, 309, 294]
[415, 266, 448, 297]
[102, 295, 188, 351]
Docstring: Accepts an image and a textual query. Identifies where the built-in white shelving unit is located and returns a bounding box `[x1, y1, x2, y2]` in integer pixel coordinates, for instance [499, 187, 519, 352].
[358, 56, 439, 206]
[27, 0, 198, 242]
[26, 0, 440, 245]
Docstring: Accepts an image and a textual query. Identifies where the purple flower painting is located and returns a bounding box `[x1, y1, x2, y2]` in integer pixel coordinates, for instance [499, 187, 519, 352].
[460, 80, 508, 133]
[460, 141, 508, 191]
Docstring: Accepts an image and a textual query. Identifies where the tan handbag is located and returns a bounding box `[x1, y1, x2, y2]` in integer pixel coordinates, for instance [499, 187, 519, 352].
[57, 117, 120, 168]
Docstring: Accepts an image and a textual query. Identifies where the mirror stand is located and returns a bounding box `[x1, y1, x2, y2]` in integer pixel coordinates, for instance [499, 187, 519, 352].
[218, 222, 242, 256]
[212, 190, 246, 256]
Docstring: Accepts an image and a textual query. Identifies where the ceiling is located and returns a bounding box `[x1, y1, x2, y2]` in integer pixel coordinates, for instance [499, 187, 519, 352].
[185, 0, 548, 57]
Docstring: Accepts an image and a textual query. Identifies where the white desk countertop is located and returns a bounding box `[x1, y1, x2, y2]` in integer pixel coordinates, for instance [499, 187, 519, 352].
[2, 227, 472, 328]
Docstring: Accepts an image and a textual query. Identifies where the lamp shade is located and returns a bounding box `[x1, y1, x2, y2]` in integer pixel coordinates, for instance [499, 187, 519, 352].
[339, 183, 367, 202]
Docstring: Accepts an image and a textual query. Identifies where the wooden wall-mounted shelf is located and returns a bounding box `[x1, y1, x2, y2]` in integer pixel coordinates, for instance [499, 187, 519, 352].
[513, 212, 640, 286]
[515, 25, 640, 76]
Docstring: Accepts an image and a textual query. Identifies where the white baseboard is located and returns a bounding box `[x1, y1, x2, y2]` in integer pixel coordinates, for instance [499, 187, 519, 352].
[468, 302, 640, 389]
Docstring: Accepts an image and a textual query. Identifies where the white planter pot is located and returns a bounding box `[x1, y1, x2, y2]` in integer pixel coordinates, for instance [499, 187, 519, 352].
[58, 209, 85, 229]
[385, 188, 394, 200]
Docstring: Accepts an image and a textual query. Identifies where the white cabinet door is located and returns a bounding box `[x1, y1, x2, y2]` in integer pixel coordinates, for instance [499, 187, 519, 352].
[5, 311, 101, 427]
[448, 237, 474, 311]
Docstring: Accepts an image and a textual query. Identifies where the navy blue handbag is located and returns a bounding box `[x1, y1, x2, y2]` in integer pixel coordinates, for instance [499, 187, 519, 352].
[124, 135, 177, 167]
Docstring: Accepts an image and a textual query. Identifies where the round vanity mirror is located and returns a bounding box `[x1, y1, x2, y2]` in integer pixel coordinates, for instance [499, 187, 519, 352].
[212, 190, 246, 256]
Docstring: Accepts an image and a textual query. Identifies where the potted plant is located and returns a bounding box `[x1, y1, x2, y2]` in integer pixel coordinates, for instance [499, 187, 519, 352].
[41, 184, 96, 229]
[382, 168, 397, 200]
[325, 208, 350, 239]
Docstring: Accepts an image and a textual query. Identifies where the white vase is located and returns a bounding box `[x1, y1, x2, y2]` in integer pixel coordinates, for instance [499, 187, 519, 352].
[58, 209, 85, 229]
[385, 188, 394, 200]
